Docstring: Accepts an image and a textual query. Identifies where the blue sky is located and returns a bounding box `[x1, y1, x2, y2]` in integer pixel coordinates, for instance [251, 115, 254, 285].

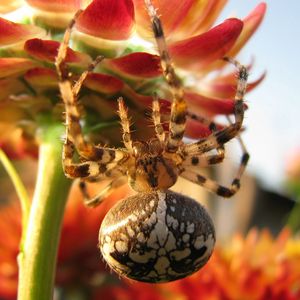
[218, 1, 300, 191]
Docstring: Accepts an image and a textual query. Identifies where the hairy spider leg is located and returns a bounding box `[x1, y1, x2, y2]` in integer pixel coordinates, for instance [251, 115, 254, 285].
[184, 58, 248, 155]
[184, 112, 226, 168]
[117, 97, 133, 152]
[144, 0, 187, 153]
[181, 59, 249, 197]
[79, 175, 127, 207]
[55, 11, 126, 179]
[152, 93, 166, 143]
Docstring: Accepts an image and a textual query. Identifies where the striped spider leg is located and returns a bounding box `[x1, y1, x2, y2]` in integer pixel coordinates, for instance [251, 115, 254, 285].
[181, 58, 250, 197]
[55, 11, 129, 206]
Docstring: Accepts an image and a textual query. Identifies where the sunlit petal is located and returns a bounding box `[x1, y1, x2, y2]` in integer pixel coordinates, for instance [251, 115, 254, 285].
[0, 0, 23, 13]
[76, 0, 134, 40]
[227, 3, 267, 57]
[169, 18, 243, 70]
[26, 0, 91, 13]
[178, 0, 228, 39]
[133, 0, 194, 39]
[0, 18, 45, 47]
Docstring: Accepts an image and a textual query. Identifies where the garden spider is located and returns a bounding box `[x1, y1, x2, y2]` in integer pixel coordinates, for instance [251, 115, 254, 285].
[56, 0, 249, 283]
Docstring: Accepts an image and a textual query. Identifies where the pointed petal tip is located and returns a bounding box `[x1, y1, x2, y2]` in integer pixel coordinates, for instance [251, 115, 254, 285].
[0, 17, 45, 47]
[169, 18, 243, 69]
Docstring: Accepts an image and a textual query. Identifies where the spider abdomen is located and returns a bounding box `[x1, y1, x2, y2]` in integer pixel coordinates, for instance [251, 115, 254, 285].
[99, 190, 215, 283]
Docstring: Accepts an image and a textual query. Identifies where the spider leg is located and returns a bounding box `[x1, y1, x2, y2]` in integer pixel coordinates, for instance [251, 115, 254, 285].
[186, 111, 225, 166]
[55, 11, 126, 177]
[117, 97, 133, 152]
[181, 117, 249, 197]
[145, 0, 187, 153]
[184, 58, 248, 155]
[79, 175, 127, 207]
[152, 93, 165, 143]
[180, 169, 240, 198]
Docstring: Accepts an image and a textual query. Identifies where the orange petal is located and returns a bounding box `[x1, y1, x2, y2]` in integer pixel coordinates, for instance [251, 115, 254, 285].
[76, 0, 134, 40]
[227, 3, 267, 57]
[174, 0, 228, 40]
[169, 18, 243, 70]
[106, 52, 161, 78]
[84, 73, 124, 94]
[0, 0, 23, 13]
[0, 17, 45, 47]
[24, 68, 58, 88]
[0, 78, 26, 101]
[24, 38, 92, 65]
[26, 0, 91, 13]
[133, 0, 194, 39]
[0, 58, 37, 78]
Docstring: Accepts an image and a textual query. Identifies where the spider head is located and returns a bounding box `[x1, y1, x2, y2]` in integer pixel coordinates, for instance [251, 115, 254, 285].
[128, 139, 179, 192]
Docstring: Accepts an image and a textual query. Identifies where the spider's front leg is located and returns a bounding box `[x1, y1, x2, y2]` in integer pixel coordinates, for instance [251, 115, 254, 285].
[145, 0, 187, 153]
[185, 57, 248, 155]
[181, 59, 250, 197]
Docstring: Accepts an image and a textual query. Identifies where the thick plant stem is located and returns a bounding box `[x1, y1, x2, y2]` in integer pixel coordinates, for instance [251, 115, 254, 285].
[17, 124, 71, 300]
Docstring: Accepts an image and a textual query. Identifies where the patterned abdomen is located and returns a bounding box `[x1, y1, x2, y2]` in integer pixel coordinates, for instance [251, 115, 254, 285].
[99, 190, 215, 283]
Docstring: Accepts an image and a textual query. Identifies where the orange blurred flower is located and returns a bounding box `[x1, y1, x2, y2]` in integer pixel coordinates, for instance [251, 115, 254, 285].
[94, 229, 300, 300]
[0, 0, 266, 157]
[0, 182, 132, 300]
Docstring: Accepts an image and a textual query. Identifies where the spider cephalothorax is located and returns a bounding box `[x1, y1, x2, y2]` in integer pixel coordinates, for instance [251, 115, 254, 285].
[56, 0, 249, 283]
[126, 139, 180, 192]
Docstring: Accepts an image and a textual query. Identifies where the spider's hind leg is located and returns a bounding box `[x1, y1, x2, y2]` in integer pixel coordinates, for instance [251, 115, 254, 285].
[79, 175, 127, 207]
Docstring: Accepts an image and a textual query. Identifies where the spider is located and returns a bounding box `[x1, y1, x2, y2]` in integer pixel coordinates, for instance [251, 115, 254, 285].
[55, 0, 249, 283]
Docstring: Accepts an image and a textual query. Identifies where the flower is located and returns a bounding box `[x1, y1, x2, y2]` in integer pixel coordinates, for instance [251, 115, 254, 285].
[0, 0, 266, 156]
[2, 183, 300, 300]
[93, 229, 300, 300]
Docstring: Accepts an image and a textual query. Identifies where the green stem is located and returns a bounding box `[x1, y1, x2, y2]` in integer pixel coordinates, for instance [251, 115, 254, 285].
[17, 123, 72, 300]
[0, 148, 31, 248]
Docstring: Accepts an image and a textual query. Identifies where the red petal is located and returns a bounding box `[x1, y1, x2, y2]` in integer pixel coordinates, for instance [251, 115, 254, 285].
[202, 71, 266, 99]
[185, 92, 237, 116]
[133, 0, 194, 39]
[24, 38, 91, 65]
[84, 73, 124, 94]
[106, 52, 161, 78]
[169, 18, 243, 70]
[24, 68, 58, 88]
[76, 0, 134, 40]
[26, 0, 89, 13]
[227, 3, 267, 57]
[0, 17, 45, 46]
[0, 58, 37, 78]
[185, 119, 224, 139]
